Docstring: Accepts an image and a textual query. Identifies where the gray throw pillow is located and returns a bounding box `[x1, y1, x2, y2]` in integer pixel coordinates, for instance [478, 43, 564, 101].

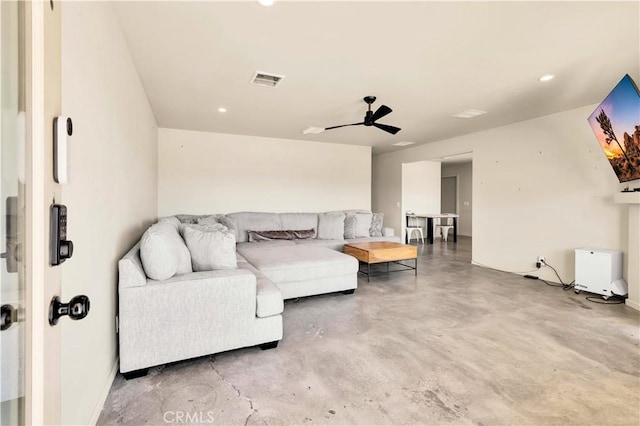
[197, 214, 222, 225]
[344, 215, 357, 239]
[180, 224, 237, 271]
[317, 213, 346, 240]
[354, 213, 373, 238]
[140, 222, 193, 281]
[175, 214, 207, 224]
[197, 215, 238, 238]
[219, 216, 238, 237]
[369, 212, 384, 237]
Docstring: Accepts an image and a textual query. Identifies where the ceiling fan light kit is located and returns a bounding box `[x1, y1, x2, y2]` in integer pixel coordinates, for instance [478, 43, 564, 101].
[452, 109, 487, 119]
[305, 96, 402, 136]
[302, 127, 325, 135]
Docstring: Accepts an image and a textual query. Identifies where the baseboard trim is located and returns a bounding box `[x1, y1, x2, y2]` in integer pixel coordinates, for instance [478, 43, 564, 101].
[625, 299, 640, 311]
[88, 357, 119, 425]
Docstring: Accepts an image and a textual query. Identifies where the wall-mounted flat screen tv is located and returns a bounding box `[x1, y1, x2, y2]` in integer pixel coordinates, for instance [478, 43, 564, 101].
[587, 74, 640, 183]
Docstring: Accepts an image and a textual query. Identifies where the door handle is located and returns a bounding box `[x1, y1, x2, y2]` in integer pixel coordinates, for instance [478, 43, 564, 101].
[1, 243, 21, 261]
[49, 295, 90, 326]
[1, 304, 17, 331]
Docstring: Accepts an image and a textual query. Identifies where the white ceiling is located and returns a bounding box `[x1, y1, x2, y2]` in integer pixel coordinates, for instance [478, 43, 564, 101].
[113, 1, 639, 154]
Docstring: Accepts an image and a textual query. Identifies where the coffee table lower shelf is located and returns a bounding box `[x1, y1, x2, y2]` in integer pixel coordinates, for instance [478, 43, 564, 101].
[344, 242, 418, 282]
[356, 259, 417, 281]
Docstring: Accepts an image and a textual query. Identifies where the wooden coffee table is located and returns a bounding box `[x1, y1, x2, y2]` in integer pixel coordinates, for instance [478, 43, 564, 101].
[343, 242, 418, 281]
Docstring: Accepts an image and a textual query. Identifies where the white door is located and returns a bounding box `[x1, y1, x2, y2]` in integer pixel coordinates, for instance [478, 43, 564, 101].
[32, 1, 64, 423]
[2, 2, 64, 424]
[1, 1, 26, 423]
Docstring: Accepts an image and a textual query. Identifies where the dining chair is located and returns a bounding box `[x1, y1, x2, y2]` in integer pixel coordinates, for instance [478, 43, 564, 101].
[435, 214, 455, 242]
[406, 214, 424, 244]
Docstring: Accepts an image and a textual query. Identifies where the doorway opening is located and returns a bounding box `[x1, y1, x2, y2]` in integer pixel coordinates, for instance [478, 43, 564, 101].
[440, 153, 472, 239]
[441, 176, 458, 214]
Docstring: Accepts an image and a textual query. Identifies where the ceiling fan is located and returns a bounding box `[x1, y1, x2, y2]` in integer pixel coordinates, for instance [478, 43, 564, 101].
[303, 96, 401, 135]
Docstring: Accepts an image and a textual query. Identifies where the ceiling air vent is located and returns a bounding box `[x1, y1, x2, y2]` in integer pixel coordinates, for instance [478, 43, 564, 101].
[251, 71, 285, 88]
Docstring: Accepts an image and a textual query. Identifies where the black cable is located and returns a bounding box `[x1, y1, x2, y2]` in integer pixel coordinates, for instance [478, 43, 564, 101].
[585, 295, 625, 305]
[540, 279, 563, 288]
[542, 260, 568, 286]
[539, 260, 576, 291]
[540, 278, 575, 291]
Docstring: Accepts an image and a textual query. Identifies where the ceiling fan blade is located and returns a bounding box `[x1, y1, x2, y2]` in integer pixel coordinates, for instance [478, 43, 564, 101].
[370, 105, 392, 122]
[373, 122, 401, 135]
[325, 122, 365, 131]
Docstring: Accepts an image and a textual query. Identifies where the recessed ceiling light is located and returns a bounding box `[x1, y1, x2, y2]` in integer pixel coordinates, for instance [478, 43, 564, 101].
[392, 141, 415, 146]
[258, 0, 274, 6]
[218, 107, 227, 113]
[538, 74, 555, 82]
[452, 109, 487, 119]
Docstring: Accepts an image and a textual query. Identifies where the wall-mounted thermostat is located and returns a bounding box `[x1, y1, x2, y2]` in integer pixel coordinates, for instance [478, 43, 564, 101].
[53, 116, 72, 184]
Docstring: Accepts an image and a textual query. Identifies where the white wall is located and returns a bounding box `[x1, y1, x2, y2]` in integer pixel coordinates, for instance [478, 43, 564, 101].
[373, 104, 627, 286]
[158, 128, 371, 216]
[401, 161, 441, 238]
[61, 3, 158, 425]
[442, 161, 473, 236]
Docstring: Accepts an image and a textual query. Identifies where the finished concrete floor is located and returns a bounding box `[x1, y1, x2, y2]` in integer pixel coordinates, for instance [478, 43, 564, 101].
[98, 237, 640, 425]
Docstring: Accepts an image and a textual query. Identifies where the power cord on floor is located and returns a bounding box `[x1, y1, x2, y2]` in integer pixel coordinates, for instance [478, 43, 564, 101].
[541, 260, 569, 285]
[585, 295, 626, 304]
[536, 260, 575, 291]
[539, 278, 575, 291]
[528, 259, 626, 305]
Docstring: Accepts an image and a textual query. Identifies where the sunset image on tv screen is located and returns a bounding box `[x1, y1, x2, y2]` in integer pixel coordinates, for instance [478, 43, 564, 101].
[587, 74, 640, 183]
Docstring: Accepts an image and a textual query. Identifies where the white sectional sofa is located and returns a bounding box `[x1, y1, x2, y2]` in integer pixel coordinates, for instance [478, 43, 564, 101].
[118, 210, 399, 378]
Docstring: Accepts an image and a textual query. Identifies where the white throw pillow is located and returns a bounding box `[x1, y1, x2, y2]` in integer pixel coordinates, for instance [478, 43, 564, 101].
[180, 224, 237, 271]
[140, 222, 193, 281]
[317, 213, 346, 240]
[354, 213, 373, 238]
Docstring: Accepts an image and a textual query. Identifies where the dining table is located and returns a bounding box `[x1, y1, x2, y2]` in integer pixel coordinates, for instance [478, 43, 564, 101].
[406, 213, 459, 244]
